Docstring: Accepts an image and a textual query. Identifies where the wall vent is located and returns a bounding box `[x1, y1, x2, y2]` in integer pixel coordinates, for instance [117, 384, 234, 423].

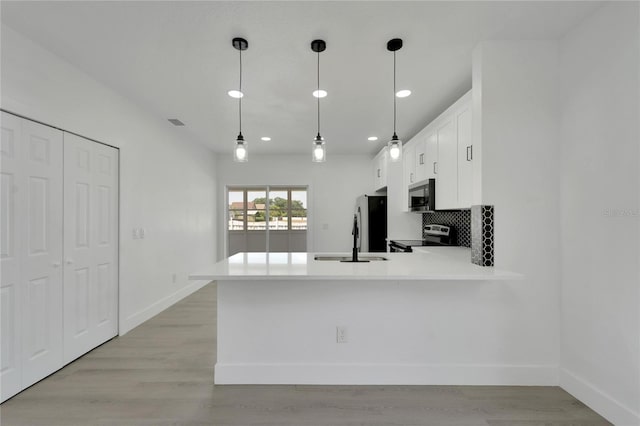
[168, 118, 185, 126]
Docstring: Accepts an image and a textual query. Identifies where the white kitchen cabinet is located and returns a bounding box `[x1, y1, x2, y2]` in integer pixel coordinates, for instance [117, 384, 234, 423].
[400, 90, 475, 210]
[401, 143, 416, 211]
[435, 117, 458, 210]
[373, 147, 388, 192]
[404, 143, 416, 187]
[414, 137, 426, 182]
[456, 105, 473, 208]
[0, 112, 119, 402]
[425, 131, 438, 180]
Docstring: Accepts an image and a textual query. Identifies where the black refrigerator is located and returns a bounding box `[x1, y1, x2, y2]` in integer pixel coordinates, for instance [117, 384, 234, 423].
[355, 195, 387, 253]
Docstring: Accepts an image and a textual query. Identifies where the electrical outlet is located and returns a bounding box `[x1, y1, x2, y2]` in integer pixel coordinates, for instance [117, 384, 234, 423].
[139, 228, 145, 239]
[336, 326, 348, 343]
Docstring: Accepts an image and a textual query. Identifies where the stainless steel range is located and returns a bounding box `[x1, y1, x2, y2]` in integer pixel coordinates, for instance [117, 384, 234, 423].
[389, 224, 456, 252]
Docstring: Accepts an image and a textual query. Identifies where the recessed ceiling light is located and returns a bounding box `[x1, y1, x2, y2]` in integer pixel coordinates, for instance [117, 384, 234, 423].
[312, 90, 327, 98]
[367, 136, 378, 141]
[228, 90, 244, 98]
[261, 137, 271, 141]
[396, 89, 411, 98]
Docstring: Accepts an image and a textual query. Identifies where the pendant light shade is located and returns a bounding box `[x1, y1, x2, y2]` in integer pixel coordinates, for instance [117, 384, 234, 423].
[387, 38, 403, 162]
[232, 37, 248, 162]
[234, 133, 248, 162]
[311, 39, 327, 163]
[312, 134, 326, 162]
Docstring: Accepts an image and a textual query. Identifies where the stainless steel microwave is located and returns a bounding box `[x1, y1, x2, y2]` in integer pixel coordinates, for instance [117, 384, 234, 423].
[408, 179, 436, 212]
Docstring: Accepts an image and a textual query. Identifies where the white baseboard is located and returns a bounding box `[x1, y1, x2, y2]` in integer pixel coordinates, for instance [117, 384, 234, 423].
[560, 368, 640, 426]
[120, 279, 211, 335]
[215, 363, 558, 386]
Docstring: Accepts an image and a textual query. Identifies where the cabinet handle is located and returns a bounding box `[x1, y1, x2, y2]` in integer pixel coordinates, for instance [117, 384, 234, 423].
[433, 162, 437, 174]
[410, 172, 414, 183]
[419, 153, 424, 165]
[466, 145, 473, 161]
[377, 169, 381, 178]
[65, 259, 74, 265]
[52, 261, 61, 268]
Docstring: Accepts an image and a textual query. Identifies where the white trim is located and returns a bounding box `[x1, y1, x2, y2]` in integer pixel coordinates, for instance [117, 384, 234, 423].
[560, 368, 640, 426]
[215, 363, 558, 386]
[119, 279, 211, 335]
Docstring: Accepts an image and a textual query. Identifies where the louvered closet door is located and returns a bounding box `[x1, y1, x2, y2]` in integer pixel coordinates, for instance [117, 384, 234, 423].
[63, 133, 118, 363]
[20, 119, 65, 389]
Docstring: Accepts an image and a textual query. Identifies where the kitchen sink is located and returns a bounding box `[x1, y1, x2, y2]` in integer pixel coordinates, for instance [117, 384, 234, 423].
[314, 255, 388, 262]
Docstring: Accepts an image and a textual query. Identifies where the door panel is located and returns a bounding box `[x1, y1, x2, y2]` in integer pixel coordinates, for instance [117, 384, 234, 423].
[435, 119, 458, 210]
[425, 132, 438, 180]
[414, 138, 427, 182]
[20, 119, 64, 389]
[63, 133, 118, 364]
[91, 142, 118, 343]
[0, 112, 23, 401]
[457, 108, 473, 208]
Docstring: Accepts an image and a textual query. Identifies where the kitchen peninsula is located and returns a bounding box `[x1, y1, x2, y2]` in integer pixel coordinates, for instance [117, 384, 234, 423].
[190, 249, 526, 386]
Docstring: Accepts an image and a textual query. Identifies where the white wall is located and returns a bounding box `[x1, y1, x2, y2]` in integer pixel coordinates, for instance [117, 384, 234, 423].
[472, 40, 562, 379]
[215, 154, 372, 259]
[559, 3, 640, 425]
[1, 26, 218, 334]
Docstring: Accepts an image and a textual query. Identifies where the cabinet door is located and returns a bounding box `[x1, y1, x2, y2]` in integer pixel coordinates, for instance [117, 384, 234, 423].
[379, 149, 388, 189]
[425, 131, 438, 180]
[435, 118, 458, 210]
[414, 138, 427, 182]
[402, 144, 416, 211]
[404, 144, 416, 186]
[373, 156, 382, 190]
[456, 107, 473, 208]
[1, 112, 24, 401]
[63, 134, 119, 364]
[20, 119, 64, 390]
[373, 148, 388, 191]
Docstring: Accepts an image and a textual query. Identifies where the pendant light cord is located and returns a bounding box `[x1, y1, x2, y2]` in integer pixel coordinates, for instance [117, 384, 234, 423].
[393, 50, 397, 135]
[317, 49, 320, 136]
[239, 48, 243, 135]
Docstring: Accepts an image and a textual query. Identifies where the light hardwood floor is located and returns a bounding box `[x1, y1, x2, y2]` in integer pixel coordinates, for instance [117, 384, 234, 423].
[1, 283, 611, 426]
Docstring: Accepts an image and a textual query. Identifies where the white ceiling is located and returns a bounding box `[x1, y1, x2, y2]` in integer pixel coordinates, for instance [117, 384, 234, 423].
[1, 1, 601, 156]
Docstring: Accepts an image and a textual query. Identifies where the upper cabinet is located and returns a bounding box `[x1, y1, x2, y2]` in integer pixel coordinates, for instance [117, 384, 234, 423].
[373, 147, 388, 192]
[404, 143, 416, 187]
[401, 90, 476, 211]
[456, 105, 473, 208]
[435, 116, 457, 209]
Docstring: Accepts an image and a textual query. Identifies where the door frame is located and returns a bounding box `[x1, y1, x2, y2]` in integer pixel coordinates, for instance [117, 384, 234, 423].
[224, 184, 311, 258]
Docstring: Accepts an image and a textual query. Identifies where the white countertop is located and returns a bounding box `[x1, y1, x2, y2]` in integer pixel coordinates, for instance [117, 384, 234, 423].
[189, 247, 522, 281]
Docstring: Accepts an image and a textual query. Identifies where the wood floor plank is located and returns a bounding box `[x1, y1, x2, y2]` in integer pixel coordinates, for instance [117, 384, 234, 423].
[0, 283, 612, 426]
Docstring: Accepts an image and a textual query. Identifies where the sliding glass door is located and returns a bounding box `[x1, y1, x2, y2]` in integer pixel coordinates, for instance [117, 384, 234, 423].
[227, 186, 308, 256]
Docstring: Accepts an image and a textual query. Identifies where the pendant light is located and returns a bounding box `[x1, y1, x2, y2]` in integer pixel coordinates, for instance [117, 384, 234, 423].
[387, 38, 403, 162]
[232, 37, 248, 162]
[311, 39, 326, 163]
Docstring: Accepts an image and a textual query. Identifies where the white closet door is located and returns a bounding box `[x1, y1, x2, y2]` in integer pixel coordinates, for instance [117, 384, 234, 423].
[1, 112, 24, 401]
[20, 119, 65, 389]
[63, 133, 118, 363]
